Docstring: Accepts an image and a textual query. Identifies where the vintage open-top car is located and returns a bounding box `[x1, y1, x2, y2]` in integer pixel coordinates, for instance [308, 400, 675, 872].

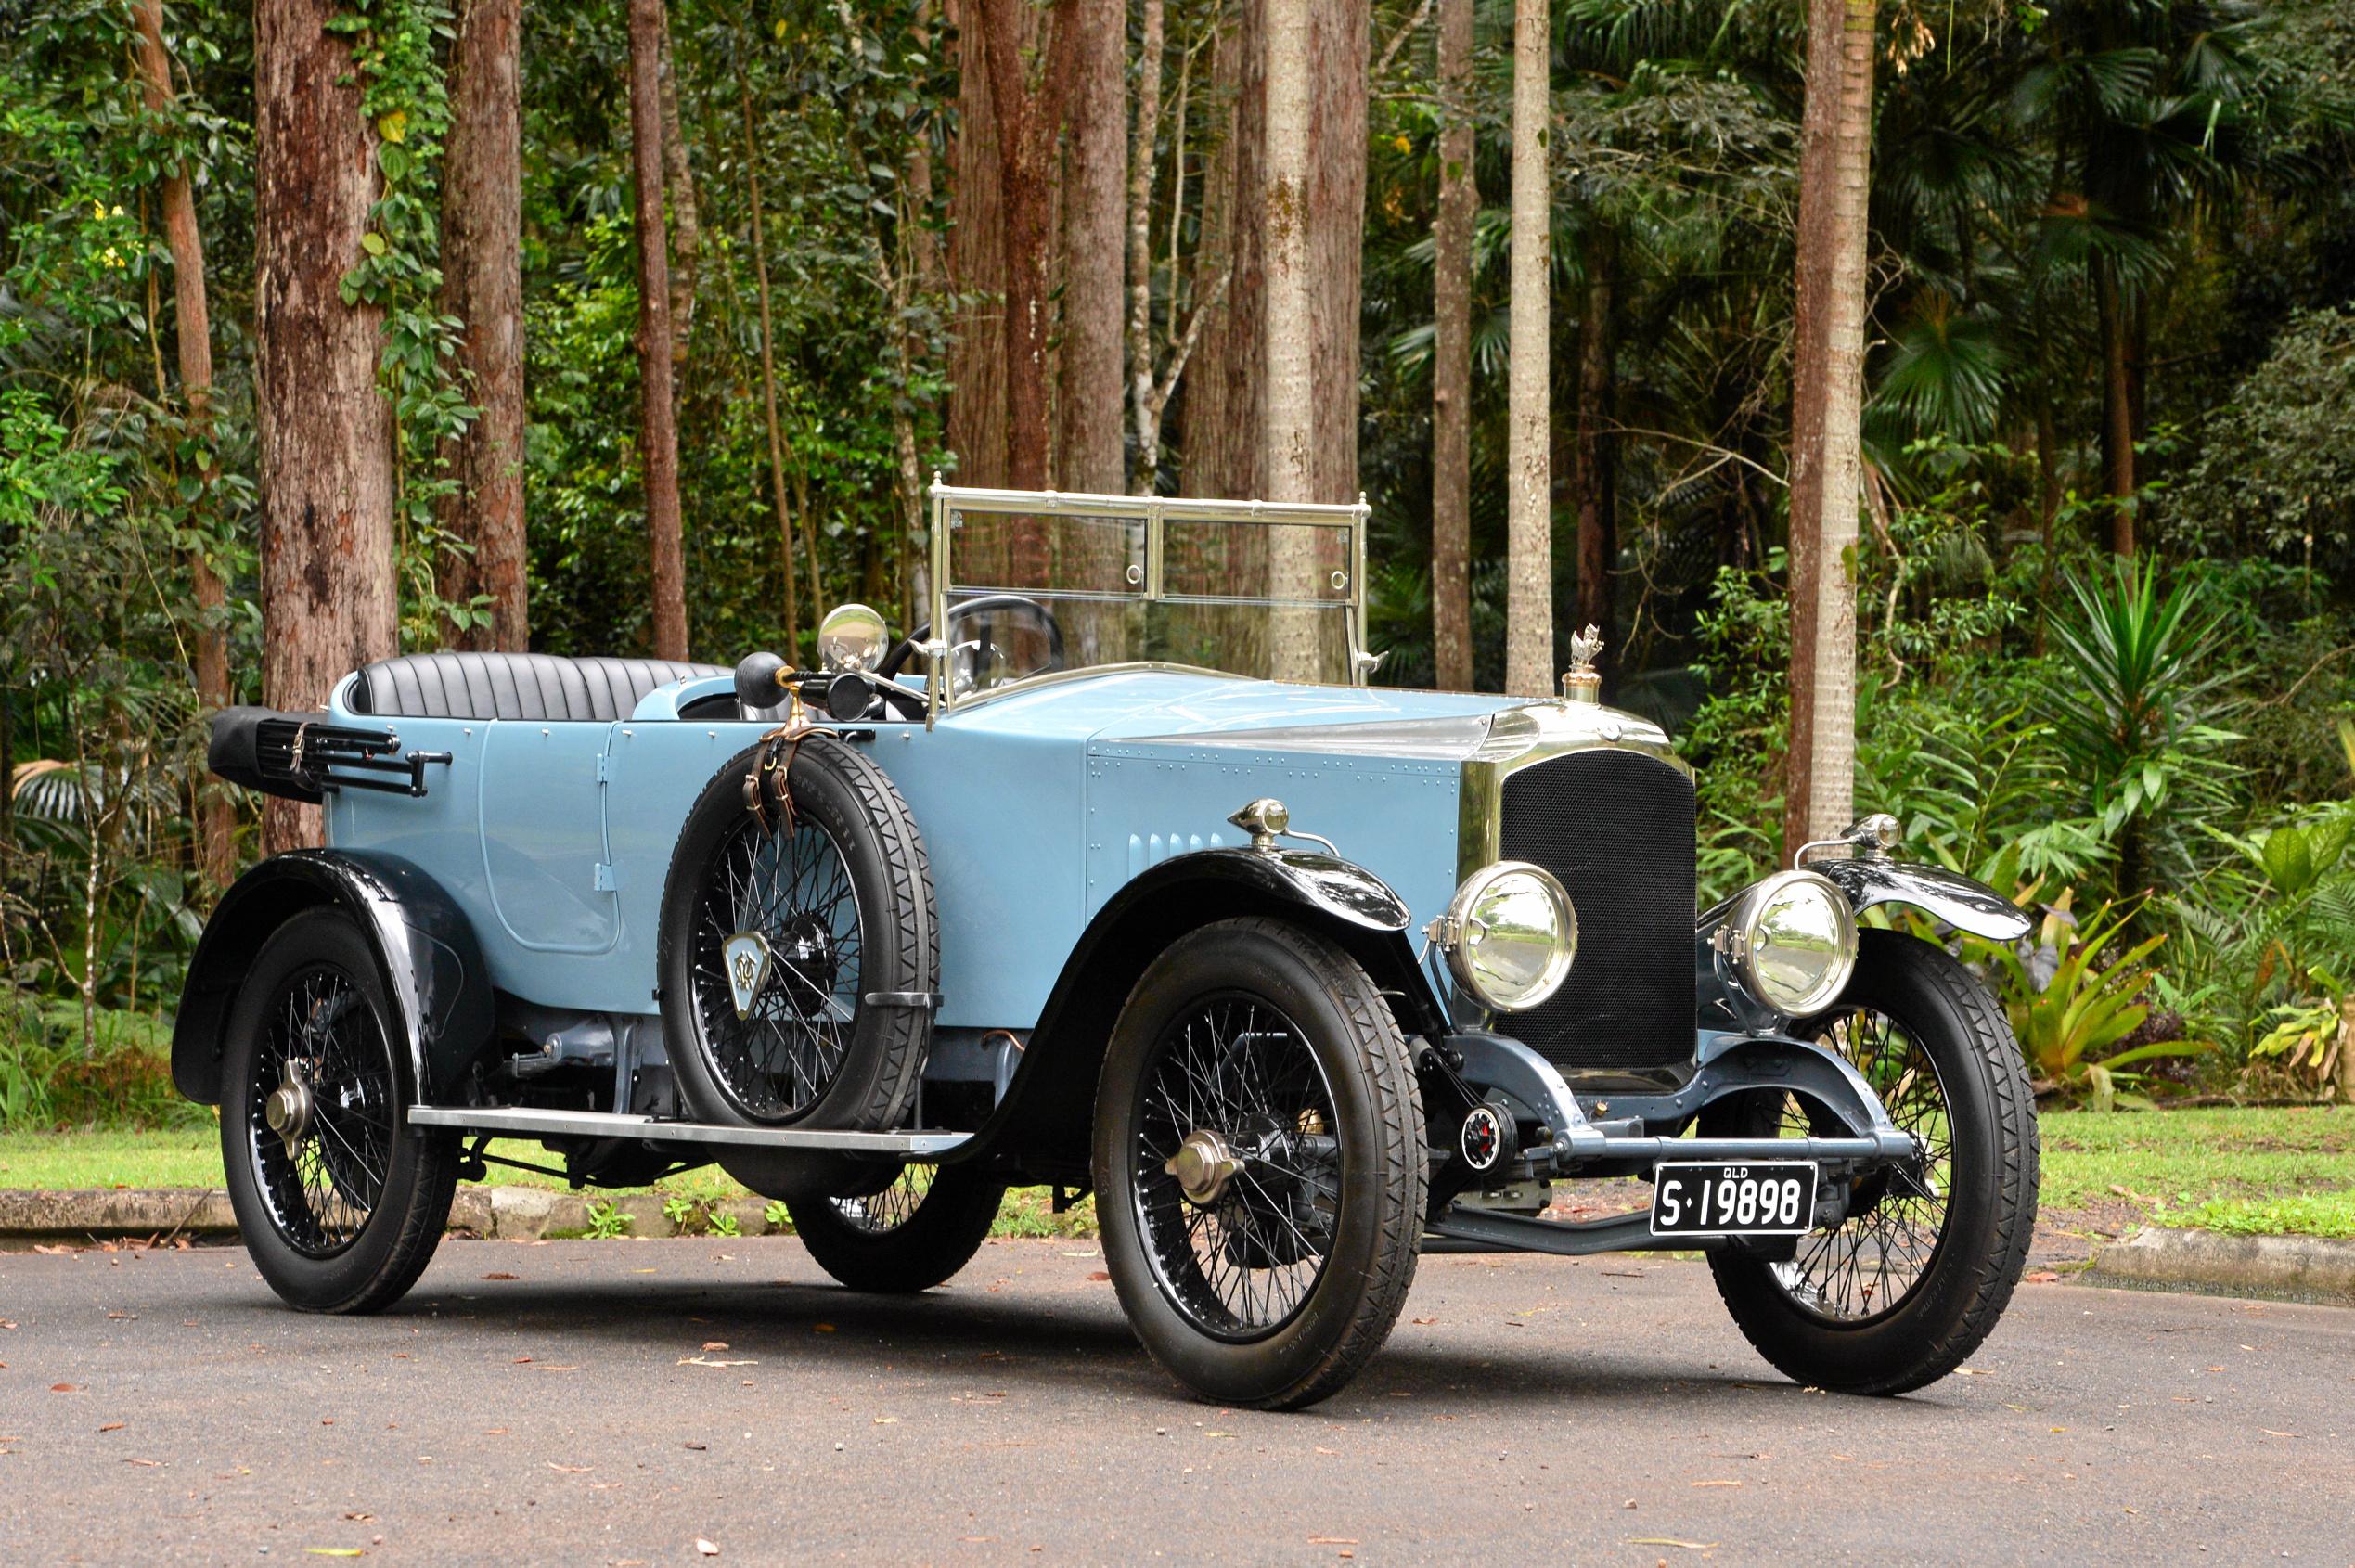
[175, 481, 2039, 1409]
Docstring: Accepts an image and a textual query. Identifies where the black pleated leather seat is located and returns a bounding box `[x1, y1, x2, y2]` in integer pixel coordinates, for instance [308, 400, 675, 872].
[346, 652, 728, 723]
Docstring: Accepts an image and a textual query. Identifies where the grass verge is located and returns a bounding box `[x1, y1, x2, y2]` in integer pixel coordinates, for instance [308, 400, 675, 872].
[6, 1107, 2345, 1240]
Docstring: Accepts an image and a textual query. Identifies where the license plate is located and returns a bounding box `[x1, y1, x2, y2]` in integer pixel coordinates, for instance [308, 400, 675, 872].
[1649, 1161, 1819, 1238]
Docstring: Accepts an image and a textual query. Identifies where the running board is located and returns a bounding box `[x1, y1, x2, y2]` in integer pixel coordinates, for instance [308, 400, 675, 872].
[408, 1105, 972, 1158]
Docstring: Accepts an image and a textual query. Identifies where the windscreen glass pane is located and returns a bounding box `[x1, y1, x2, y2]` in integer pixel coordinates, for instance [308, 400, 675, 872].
[940, 505, 1358, 694]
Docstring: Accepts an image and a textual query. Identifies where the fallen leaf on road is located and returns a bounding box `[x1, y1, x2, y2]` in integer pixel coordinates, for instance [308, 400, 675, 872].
[695, 1539, 720, 1557]
[538, 1365, 580, 1372]
[1087, 1271, 1111, 1282]
[2260, 1430, 2300, 1438]
[702, 1341, 729, 1352]
[302, 1550, 363, 1558]
[2026, 1270, 2060, 1283]
[1690, 1480, 1740, 1488]
[684, 1442, 708, 1451]
[106, 1310, 132, 1320]
[677, 1356, 757, 1368]
[1306, 1537, 1358, 1546]
[547, 1462, 591, 1472]
[1628, 1541, 1718, 1551]
[1, 1320, 17, 1330]
[123, 1459, 161, 1467]
[511, 1357, 532, 1365]
[50, 1383, 81, 1394]
[1411, 1317, 1437, 1326]
[482, 1273, 519, 1281]
[814, 1324, 836, 1333]
[873, 1417, 898, 1425]
[97, 1422, 125, 1433]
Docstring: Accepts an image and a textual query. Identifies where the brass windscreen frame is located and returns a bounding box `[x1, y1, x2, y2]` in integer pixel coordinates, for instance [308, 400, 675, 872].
[925, 477, 1372, 721]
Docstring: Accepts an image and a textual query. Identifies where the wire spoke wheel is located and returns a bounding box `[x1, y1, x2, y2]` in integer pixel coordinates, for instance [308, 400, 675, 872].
[1769, 1006, 1954, 1324]
[830, 1164, 935, 1235]
[1702, 930, 2037, 1396]
[244, 965, 396, 1260]
[1130, 993, 1345, 1343]
[690, 812, 866, 1122]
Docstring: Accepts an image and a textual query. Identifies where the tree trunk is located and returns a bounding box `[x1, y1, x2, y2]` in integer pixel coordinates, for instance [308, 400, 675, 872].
[2095, 262, 2135, 556]
[1181, 7, 1266, 502]
[628, 0, 688, 660]
[1430, 0, 1474, 692]
[1264, 0, 1318, 679]
[1306, 0, 1369, 511]
[1056, 0, 1126, 495]
[737, 69, 798, 656]
[1782, 0, 1874, 857]
[1573, 229, 1616, 688]
[946, 0, 1008, 492]
[255, 0, 399, 853]
[434, 0, 528, 655]
[658, 13, 700, 379]
[131, 0, 235, 885]
[974, 0, 1073, 504]
[1126, 0, 1166, 490]
[1504, 0, 1551, 699]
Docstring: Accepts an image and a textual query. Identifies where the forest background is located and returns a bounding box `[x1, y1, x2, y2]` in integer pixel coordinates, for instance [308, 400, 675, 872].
[5, 0, 2355, 1123]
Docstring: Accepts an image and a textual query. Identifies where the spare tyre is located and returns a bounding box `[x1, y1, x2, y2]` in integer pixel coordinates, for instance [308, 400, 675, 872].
[657, 734, 936, 1140]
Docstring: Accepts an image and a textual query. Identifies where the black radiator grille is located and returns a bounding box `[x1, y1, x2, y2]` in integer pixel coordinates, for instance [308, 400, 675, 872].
[1495, 748, 1697, 1073]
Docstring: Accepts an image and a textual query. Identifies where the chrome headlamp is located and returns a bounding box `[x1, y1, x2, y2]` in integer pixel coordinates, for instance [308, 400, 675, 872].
[816, 602, 890, 674]
[1429, 861, 1577, 1014]
[1720, 868, 1858, 1018]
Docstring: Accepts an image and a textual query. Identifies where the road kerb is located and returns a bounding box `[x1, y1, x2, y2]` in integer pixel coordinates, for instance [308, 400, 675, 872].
[0, 1187, 781, 1246]
[2089, 1226, 2355, 1305]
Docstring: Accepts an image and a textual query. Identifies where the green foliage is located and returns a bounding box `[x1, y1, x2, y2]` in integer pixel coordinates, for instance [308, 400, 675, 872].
[2043, 559, 2241, 900]
[1974, 900, 2207, 1109]
[0, 1001, 201, 1132]
[584, 1199, 631, 1240]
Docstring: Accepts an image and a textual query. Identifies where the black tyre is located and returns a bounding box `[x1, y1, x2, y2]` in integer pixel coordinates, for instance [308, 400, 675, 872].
[1093, 919, 1425, 1410]
[788, 1163, 1008, 1292]
[220, 910, 458, 1314]
[1703, 929, 2039, 1394]
[658, 735, 936, 1134]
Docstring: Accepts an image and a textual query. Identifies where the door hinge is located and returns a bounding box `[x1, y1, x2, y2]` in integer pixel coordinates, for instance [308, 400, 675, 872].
[596, 754, 613, 783]
[593, 863, 620, 892]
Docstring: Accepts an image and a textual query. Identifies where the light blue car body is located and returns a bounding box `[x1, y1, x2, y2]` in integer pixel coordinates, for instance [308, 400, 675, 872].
[323, 667, 1518, 1039]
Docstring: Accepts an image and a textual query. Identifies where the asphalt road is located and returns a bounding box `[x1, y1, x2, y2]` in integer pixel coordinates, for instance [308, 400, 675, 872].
[2, 1237, 2349, 1566]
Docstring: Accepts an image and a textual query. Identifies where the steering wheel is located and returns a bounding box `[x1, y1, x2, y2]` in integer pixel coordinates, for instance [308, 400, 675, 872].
[876, 593, 1068, 693]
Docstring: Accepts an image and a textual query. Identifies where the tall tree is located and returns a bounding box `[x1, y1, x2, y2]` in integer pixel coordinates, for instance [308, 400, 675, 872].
[737, 68, 799, 654]
[628, 0, 688, 660]
[1429, 0, 1474, 690]
[1264, 0, 1318, 677]
[1183, 0, 1367, 509]
[255, 0, 399, 851]
[128, 0, 233, 885]
[1572, 228, 1615, 688]
[1503, 0, 1551, 698]
[946, 0, 1008, 491]
[658, 12, 701, 380]
[434, 0, 529, 653]
[973, 0, 1075, 499]
[1056, 0, 1125, 494]
[1783, 0, 1876, 854]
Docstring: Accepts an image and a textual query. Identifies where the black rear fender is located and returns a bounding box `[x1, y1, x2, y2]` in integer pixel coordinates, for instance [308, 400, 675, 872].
[172, 850, 495, 1109]
[965, 849, 1446, 1176]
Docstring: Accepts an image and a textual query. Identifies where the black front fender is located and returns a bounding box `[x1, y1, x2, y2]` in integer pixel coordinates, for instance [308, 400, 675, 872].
[959, 848, 1447, 1176]
[1815, 857, 2031, 942]
[172, 850, 495, 1108]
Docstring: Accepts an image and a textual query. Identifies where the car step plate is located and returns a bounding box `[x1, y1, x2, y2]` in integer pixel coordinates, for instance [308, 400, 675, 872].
[1649, 1160, 1818, 1238]
[409, 1105, 971, 1156]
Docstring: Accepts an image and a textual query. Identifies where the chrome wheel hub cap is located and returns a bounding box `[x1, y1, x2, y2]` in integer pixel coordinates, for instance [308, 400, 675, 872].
[1164, 1129, 1243, 1206]
[264, 1060, 315, 1161]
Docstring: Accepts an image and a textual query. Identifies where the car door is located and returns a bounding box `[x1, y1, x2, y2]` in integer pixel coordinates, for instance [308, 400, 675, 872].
[477, 719, 620, 953]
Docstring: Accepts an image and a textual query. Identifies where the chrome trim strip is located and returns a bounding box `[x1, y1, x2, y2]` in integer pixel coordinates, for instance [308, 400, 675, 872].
[410, 1104, 972, 1157]
[1454, 700, 1691, 881]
